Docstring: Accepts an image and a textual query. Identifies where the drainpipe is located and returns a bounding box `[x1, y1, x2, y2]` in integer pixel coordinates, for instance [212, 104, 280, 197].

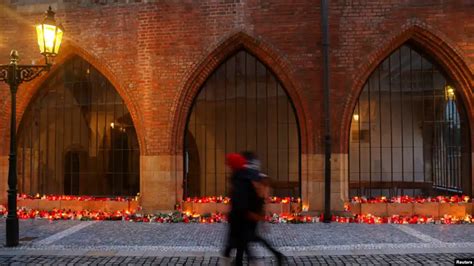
[321, 0, 332, 223]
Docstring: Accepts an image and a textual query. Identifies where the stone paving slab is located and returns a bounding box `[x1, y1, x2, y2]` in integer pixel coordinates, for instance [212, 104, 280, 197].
[0, 253, 472, 265]
[52, 222, 423, 247]
[1, 246, 474, 258]
[8, 241, 473, 255]
[55, 222, 227, 247]
[0, 220, 473, 260]
[407, 224, 474, 243]
[0, 219, 82, 245]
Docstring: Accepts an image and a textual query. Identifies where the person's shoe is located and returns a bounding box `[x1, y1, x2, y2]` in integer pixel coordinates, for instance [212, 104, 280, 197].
[275, 252, 285, 266]
[249, 258, 265, 266]
[221, 247, 232, 258]
[219, 255, 232, 266]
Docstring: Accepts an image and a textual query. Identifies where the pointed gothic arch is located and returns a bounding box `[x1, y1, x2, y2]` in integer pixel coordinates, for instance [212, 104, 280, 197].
[16, 55, 140, 196]
[173, 32, 308, 198]
[342, 24, 473, 154]
[347, 43, 471, 197]
[172, 32, 312, 156]
[10, 43, 146, 156]
[184, 49, 301, 197]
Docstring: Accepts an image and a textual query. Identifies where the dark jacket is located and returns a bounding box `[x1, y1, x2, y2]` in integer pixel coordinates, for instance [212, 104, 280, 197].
[229, 168, 255, 214]
[228, 168, 262, 241]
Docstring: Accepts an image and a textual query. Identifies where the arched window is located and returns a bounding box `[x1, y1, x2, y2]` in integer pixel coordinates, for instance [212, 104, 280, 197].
[184, 50, 300, 198]
[17, 56, 140, 196]
[349, 44, 471, 197]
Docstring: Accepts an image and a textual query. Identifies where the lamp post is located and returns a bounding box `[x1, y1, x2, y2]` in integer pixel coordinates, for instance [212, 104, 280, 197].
[0, 6, 64, 247]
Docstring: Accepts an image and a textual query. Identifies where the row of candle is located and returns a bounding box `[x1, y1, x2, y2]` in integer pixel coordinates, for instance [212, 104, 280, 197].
[333, 214, 474, 224]
[184, 196, 301, 204]
[351, 195, 471, 204]
[17, 193, 139, 202]
[18, 194, 470, 205]
[268, 213, 474, 224]
[1, 205, 472, 224]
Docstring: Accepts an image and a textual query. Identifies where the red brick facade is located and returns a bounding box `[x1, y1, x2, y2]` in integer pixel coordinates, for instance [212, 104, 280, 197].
[0, 1, 472, 210]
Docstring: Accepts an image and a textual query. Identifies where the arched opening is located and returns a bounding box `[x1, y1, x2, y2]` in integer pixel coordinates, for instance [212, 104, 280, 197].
[184, 50, 301, 198]
[17, 56, 140, 196]
[349, 44, 471, 198]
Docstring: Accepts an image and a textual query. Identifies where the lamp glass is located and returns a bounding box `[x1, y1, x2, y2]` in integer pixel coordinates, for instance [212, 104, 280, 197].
[36, 23, 63, 56]
[54, 27, 63, 54]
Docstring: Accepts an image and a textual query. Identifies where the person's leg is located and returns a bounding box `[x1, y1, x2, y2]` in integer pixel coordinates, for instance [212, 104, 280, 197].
[244, 242, 255, 263]
[235, 243, 245, 266]
[222, 244, 232, 258]
[234, 216, 248, 266]
[223, 223, 236, 257]
[222, 224, 232, 257]
[254, 235, 284, 265]
[223, 213, 241, 258]
[244, 221, 257, 262]
[254, 236, 278, 254]
[222, 222, 234, 257]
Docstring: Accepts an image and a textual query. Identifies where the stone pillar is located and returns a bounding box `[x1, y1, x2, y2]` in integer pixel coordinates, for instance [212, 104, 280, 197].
[140, 155, 183, 213]
[330, 153, 349, 211]
[304, 153, 348, 212]
[0, 156, 8, 205]
[303, 153, 324, 212]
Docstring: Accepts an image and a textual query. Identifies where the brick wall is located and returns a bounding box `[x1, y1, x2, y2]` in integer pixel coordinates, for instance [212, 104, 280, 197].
[1, 0, 472, 155]
[0, 0, 472, 210]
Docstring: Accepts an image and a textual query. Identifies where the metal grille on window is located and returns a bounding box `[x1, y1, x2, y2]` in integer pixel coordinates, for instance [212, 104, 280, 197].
[349, 44, 471, 198]
[17, 56, 140, 196]
[184, 50, 300, 198]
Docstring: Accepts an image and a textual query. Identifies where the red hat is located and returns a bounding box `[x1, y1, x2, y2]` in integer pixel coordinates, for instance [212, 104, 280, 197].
[225, 153, 246, 170]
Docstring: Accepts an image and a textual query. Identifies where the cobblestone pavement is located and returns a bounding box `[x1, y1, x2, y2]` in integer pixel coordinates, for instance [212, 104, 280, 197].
[0, 220, 473, 265]
[0, 253, 473, 265]
[1, 221, 457, 247]
[54, 222, 425, 247]
[0, 220, 81, 244]
[407, 224, 474, 243]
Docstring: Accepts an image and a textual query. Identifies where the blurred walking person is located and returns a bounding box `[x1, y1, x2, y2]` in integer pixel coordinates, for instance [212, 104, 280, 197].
[222, 152, 254, 265]
[242, 152, 284, 266]
[222, 151, 284, 265]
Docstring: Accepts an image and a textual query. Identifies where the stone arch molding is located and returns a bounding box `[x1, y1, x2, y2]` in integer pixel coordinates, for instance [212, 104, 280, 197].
[171, 31, 313, 156]
[341, 22, 474, 154]
[0, 41, 146, 156]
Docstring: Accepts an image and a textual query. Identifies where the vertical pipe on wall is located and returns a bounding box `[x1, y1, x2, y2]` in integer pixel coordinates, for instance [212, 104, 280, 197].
[321, 0, 331, 222]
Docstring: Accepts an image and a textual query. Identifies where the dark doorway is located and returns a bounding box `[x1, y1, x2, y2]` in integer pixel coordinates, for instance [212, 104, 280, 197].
[64, 151, 81, 195]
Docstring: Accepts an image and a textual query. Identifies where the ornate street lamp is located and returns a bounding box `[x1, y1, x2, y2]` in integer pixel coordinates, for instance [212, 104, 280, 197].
[0, 6, 64, 247]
